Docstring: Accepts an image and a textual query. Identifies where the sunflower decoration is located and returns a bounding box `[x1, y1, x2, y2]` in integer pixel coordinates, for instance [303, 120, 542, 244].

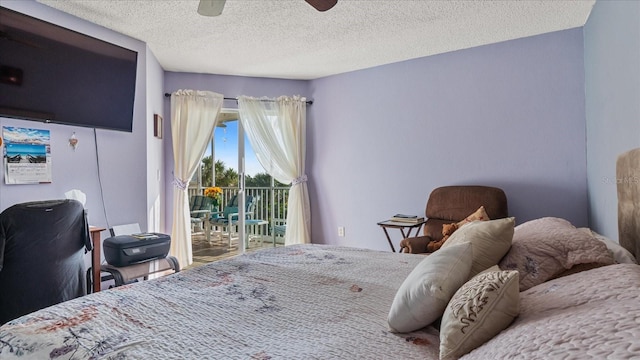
[204, 186, 223, 205]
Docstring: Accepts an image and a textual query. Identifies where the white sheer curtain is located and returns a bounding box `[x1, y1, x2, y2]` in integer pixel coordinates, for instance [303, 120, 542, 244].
[238, 95, 311, 245]
[170, 90, 223, 267]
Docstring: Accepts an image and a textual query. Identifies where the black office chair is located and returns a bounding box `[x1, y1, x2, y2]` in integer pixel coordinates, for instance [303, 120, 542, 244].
[0, 199, 91, 324]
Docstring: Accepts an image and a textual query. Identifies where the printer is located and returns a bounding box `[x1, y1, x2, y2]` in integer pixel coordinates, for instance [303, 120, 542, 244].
[103, 233, 171, 267]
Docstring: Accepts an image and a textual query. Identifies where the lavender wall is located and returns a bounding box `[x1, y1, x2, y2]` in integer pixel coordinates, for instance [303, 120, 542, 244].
[146, 48, 167, 234]
[162, 72, 310, 232]
[1, 1, 594, 257]
[308, 29, 587, 251]
[584, 0, 640, 241]
[0, 1, 165, 264]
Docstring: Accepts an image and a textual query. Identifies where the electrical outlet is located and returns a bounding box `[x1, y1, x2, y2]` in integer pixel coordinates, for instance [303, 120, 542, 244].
[338, 226, 345, 237]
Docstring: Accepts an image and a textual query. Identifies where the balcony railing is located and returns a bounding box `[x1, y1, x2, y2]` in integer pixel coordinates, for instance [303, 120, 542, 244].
[188, 186, 289, 239]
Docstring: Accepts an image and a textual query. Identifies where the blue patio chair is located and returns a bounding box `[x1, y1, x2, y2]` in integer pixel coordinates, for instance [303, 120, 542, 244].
[189, 195, 216, 234]
[210, 194, 256, 247]
[273, 218, 287, 245]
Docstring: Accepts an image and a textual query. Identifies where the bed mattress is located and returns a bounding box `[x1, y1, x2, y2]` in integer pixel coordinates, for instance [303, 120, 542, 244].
[0, 245, 441, 359]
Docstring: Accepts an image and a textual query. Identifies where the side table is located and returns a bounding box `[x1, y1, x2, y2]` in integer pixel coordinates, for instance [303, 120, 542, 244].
[89, 226, 106, 293]
[377, 219, 427, 252]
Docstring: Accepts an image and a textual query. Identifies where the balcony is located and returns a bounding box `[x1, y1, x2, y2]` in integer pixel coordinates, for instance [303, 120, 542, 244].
[188, 186, 288, 265]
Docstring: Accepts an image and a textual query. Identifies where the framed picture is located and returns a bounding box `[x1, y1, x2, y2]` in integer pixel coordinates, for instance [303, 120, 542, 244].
[154, 114, 163, 139]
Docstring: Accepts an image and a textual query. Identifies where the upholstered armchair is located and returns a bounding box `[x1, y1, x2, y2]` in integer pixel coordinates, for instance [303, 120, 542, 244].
[399, 185, 509, 254]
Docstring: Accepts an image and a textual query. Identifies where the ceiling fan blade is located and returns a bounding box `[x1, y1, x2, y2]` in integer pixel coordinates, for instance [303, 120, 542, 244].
[304, 0, 338, 12]
[198, 0, 226, 17]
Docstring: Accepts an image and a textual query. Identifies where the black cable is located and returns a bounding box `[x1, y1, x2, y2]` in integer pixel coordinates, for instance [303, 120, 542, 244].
[93, 128, 111, 264]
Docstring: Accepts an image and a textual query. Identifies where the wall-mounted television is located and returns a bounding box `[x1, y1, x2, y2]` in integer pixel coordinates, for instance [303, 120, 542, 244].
[0, 7, 137, 132]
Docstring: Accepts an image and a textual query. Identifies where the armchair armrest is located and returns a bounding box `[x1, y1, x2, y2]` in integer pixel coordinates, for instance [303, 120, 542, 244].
[399, 235, 433, 254]
[227, 212, 254, 223]
[190, 209, 211, 218]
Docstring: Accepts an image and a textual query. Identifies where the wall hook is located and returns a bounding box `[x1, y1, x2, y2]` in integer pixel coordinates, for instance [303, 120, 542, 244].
[69, 132, 78, 150]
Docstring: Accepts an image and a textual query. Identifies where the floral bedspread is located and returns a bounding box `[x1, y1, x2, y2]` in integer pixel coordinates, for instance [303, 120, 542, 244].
[0, 245, 440, 359]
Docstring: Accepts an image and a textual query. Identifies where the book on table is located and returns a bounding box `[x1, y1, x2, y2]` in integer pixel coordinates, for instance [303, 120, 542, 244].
[390, 214, 425, 223]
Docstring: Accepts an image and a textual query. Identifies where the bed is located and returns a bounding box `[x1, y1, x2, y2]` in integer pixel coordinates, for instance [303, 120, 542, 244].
[1, 244, 444, 359]
[2, 150, 640, 359]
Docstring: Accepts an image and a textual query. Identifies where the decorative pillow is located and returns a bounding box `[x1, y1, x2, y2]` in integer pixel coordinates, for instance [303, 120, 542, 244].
[499, 217, 615, 291]
[578, 228, 637, 264]
[439, 267, 520, 360]
[456, 206, 490, 228]
[388, 242, 473, 333]
[441, 217, 515, 277]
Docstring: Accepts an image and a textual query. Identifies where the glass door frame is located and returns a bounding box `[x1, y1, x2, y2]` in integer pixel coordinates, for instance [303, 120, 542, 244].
[236, 112, 247, 254]
[211, 108, 248, 254]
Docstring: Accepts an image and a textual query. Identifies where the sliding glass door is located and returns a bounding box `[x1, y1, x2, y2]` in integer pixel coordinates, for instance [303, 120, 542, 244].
[203, 109, 250, 252]
[194, 108, 283, 259]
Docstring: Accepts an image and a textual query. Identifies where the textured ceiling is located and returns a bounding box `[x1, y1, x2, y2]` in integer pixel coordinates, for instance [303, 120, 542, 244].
[36, 0, 595, 80]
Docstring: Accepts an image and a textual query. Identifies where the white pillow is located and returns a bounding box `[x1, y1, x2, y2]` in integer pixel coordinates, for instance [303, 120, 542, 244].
[442, 217, 515, 277]
[439, 267, 520, 360]
[388, 242, 473, 333]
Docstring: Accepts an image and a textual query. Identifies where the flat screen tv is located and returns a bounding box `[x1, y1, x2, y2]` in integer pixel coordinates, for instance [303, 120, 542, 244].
[0, 7, 137, 132]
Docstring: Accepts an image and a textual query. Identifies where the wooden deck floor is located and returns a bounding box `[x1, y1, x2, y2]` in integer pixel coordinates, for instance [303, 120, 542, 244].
[189, 231, 281, 269]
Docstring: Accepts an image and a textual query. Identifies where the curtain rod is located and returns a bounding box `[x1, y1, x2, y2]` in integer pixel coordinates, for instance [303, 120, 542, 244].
[163, 93, 313, 105]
